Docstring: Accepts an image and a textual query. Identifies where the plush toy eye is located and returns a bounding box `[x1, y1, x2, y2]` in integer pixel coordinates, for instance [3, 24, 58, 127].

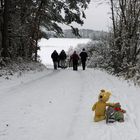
[100, 95, 103, 98]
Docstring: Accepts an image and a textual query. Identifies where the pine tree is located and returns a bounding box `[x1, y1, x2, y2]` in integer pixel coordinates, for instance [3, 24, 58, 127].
[0, 0, 91, 63]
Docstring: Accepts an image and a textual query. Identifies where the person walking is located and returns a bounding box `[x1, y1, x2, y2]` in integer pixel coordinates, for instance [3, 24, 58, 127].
[70, 51, 79, 71]
[51, 50, 59, 70]
[79, 48, 88, 70]
[59, 50, 67, 69]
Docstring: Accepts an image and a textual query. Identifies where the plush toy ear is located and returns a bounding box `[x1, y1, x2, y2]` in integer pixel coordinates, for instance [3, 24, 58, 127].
[101, 89, 105, 92]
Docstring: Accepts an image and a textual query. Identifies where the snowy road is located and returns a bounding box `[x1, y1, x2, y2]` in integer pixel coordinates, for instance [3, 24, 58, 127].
[0, 68, 140, 140]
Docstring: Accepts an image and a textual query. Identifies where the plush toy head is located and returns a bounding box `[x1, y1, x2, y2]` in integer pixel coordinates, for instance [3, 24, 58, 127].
[98, 89, 111, 102]
[114, 103, 121, 108]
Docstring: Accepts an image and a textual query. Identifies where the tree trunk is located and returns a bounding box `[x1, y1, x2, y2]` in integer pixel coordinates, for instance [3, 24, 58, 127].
[32, 0, 43, 61]
[110, 0, 116, 38]
[1, 0, 9, 57]
[0, 0, 4, 8]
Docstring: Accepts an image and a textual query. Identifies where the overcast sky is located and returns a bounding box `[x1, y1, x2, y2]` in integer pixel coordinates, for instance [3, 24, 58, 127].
[62, 1, 112, 32]
[82, 1, 111, 31]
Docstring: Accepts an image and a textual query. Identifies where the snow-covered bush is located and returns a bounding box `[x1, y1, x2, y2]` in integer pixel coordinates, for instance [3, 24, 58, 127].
[0, 58, 46, 79]
[85, 41, 111, 69]
[83, 40, 140, 86]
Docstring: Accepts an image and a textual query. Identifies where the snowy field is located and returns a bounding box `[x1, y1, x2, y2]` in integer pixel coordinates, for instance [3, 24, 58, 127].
[0, 38, 140, 140]
[0, 67, 140, 140]
[38, 38, 91, 65]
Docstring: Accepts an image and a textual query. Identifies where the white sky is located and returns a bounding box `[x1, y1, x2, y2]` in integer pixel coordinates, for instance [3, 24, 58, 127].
[62, 1, 111, 31]
[83, 1, 111, 31]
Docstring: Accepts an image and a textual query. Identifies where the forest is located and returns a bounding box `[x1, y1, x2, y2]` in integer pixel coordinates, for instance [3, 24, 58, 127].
[77, 0, 140, 84]
[0, 0, 90, 63]
[0, 0, 140, 83]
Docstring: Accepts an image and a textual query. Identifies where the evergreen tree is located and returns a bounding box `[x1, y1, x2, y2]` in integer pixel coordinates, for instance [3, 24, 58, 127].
[0, 0, 91, 63]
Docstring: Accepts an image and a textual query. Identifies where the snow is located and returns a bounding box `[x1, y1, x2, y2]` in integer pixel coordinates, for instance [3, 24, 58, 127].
[38, 38, 91, 65]
[0, 67, 140, 140]
[0, 38, 140, 140]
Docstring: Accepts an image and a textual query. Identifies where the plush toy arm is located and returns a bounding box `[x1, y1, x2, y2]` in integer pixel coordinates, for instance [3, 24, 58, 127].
[92, 103, 97, 111]
[122, 109, 126, 113]
[106, 103, 115, 107]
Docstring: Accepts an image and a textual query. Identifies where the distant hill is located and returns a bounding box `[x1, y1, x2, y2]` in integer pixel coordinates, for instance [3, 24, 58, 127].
[41, 29, 109, 40]
[63, 29, 108, 40]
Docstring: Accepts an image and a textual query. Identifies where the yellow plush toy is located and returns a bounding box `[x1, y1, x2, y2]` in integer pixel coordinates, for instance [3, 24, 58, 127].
[92, 89, 114, 122]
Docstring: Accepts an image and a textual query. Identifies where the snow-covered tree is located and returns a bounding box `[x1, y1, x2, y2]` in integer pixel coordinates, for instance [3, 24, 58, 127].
[109, 0, 140, 73]
[0, 0, 91, 64]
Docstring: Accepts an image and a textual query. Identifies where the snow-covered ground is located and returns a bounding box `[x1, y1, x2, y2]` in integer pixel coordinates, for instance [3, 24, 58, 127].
[0, 67, 140, 140]
[38, 38, 91, 65]
[0, 38, 140, 140]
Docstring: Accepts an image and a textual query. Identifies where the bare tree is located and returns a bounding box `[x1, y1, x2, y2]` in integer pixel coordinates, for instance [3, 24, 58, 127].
[109, 0, 140, 73]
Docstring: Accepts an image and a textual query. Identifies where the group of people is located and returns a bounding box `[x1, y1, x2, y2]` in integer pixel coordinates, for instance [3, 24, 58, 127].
[51, 50, 67, 70]
[51, 48, 88, 71]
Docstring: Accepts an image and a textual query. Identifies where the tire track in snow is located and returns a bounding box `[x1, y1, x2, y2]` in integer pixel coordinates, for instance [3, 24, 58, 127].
[66, 70, 85, 139]
[102, 73, 140, 140]
[66, 69, 99, 140]
[1, 68, 140, 140]
[71, 69, 140, 140]
[0, 69, 61, 98]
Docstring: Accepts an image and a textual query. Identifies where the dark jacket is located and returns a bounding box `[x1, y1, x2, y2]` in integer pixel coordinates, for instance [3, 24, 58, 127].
[79, 51, 88, 61]
[51, 51, 59, 61]
[70, 52, 79, 63]
[59, 50, 67, 60]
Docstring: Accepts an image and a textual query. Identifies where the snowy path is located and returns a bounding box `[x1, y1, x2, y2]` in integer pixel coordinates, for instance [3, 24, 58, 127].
[0, 68, 140, 140]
